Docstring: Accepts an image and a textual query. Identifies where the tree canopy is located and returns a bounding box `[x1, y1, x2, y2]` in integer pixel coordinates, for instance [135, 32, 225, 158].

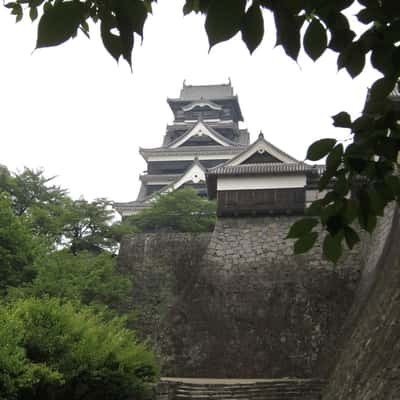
[0, 167, 129, 254]
[3, 0, 400, 261]
[0, 166, 157, 399]
[0, 297, 157, 400]
[126, 187, 216, 233]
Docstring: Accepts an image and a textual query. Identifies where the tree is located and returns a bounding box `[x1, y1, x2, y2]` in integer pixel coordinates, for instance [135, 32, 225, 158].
[62, 198, 123, 254]
[125, 187, 216, 233]
[0, 167, 68, 246]
[0, 167, 128, 254]
[0, 297, 158, 400]
[4, 0, 400, 261]
[21, 250, 131, 307]
[0, 193, 45, 292]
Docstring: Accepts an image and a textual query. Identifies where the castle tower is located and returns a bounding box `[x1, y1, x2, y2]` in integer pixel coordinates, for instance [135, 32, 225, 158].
[115, 81, 250, 217]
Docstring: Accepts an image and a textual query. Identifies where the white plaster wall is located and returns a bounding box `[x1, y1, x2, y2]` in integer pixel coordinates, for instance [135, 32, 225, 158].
[217, 175, 306, 191]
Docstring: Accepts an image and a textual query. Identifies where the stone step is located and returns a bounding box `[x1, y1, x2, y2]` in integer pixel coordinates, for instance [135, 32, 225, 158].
[174, 392, 322, 399]
[176, 385, 324, 390]
[159, 378, 325, 400]
[175, 383, 324, 389]
[176, 389, 322, 395]
[175, 388, 323, 395]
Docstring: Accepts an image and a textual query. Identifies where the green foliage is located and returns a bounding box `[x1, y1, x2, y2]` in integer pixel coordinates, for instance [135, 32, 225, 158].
[37, 1, 87, 48]
[62, 198, 121, 254]
[306, 138, 337, 161]
[23, 251, 132, 311]
[303, 18, 327, 62]
[126, 188, 216, 233]
[0, 167, 125, 254]
[205, 0, 246, 49]
[0, 165, 158, 397]
[0, 167, 68, 245]
[5, 0, 400, 261]
[0, 297, 158, 400]
[0, 194, 44, 292]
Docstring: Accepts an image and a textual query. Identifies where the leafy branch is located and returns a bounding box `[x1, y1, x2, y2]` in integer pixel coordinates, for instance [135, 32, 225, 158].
[4, 0, 400, 261]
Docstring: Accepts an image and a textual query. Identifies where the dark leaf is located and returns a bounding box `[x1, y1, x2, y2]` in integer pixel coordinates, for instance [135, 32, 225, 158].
[329, 28, 355, 52]
[369, 77, 396, 100]
[356, 8, 375, 24]
[10, 3, 23, 22]
[116, 0, 147, 37]
[333, 173, 349, 196]
[183, 0, 200, 14]
[326, 144, 343, 175]
[326, 214, 345, 236]
[100, 14, 122, 62]
[346, 157, 367, 173]
[337, 43, 366, 78]
[385, 175, 400, 198]
[351, 115, 374, 133]
[303, 18, 327, 61]
[332, 111, 351, 128]
[241, 2, 264, 54]
[37, 1, 86, 48]
[368, 190, 385, 216]
[205, 0, 246, 49]
[294, 232, 318, 254]
[114, 14, 134, 66]
[323, 233, 342, 263]
[334, 0, 356, 10]
[287, 217, 319, 239]
[306, 138, 337, 161]
[274, 7, 303, 61]
[358, 212, 377, 233]
[306, 198, 330, 217]
[4, 2, 18, 9]
[343, 199, 359, 223]
[29, 6, 38, 21]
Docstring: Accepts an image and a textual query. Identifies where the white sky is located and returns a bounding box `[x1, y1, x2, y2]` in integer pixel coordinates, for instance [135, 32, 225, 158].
[0, 1, 379, 202]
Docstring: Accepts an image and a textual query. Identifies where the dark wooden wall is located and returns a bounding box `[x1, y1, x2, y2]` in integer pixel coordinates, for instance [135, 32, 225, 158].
[217, 188, 305, 216]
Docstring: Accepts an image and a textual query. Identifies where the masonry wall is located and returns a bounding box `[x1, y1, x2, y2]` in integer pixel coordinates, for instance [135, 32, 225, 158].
[322, 204, 400, 400]
[118, 216, 362, 379]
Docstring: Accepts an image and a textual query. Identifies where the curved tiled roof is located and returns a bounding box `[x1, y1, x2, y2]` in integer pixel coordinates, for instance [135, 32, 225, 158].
[179, 83, 234, 100]
[139, 145, 247, 159]
[140, 174, 180, 183]
[207, 162, 324, 176]
[166, 121, 241, 148]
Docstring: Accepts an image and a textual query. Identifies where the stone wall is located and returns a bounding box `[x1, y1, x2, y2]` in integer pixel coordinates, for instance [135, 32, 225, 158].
[322, 204, 400, 400]
[118, 215, 362, 379]
[118, 232, 211, 344]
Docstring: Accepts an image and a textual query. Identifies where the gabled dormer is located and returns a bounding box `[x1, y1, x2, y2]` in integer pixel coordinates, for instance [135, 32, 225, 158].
[167, 81, 244, 123]
[206, 133, 315, 216]
[167, 120, 239, 148]
[225, 132, 298, 166]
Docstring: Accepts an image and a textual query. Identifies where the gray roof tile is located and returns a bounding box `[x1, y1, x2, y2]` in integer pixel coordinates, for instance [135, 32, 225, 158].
[179, 83, 234, 100]
[207, 162, 325, 176]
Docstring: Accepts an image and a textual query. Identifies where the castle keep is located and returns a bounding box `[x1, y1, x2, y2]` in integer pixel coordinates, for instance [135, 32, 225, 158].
[117, 83, 400, 400]
[115, 82, 249, 216]
[115, 82, 323, 217]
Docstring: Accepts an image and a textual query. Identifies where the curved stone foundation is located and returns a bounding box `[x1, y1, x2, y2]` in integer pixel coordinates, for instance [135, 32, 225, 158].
[118, 216, 362, 378]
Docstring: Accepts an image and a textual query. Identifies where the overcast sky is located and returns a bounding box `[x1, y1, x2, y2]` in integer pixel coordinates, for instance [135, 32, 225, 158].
[0, 1, 379, 202]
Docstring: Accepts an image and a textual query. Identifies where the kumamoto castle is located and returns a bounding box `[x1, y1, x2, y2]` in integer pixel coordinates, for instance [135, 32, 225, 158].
[116, 82, 400, 400]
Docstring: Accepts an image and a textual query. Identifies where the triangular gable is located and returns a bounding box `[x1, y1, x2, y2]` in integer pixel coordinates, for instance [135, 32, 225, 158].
[224, 132, 298, 166]
[182, 100, 222, 112]
[179, 134, 223, 147]
[168, 121, 235, 148]
[141, 159, 206, 204]
[242, 152, 282, 164]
